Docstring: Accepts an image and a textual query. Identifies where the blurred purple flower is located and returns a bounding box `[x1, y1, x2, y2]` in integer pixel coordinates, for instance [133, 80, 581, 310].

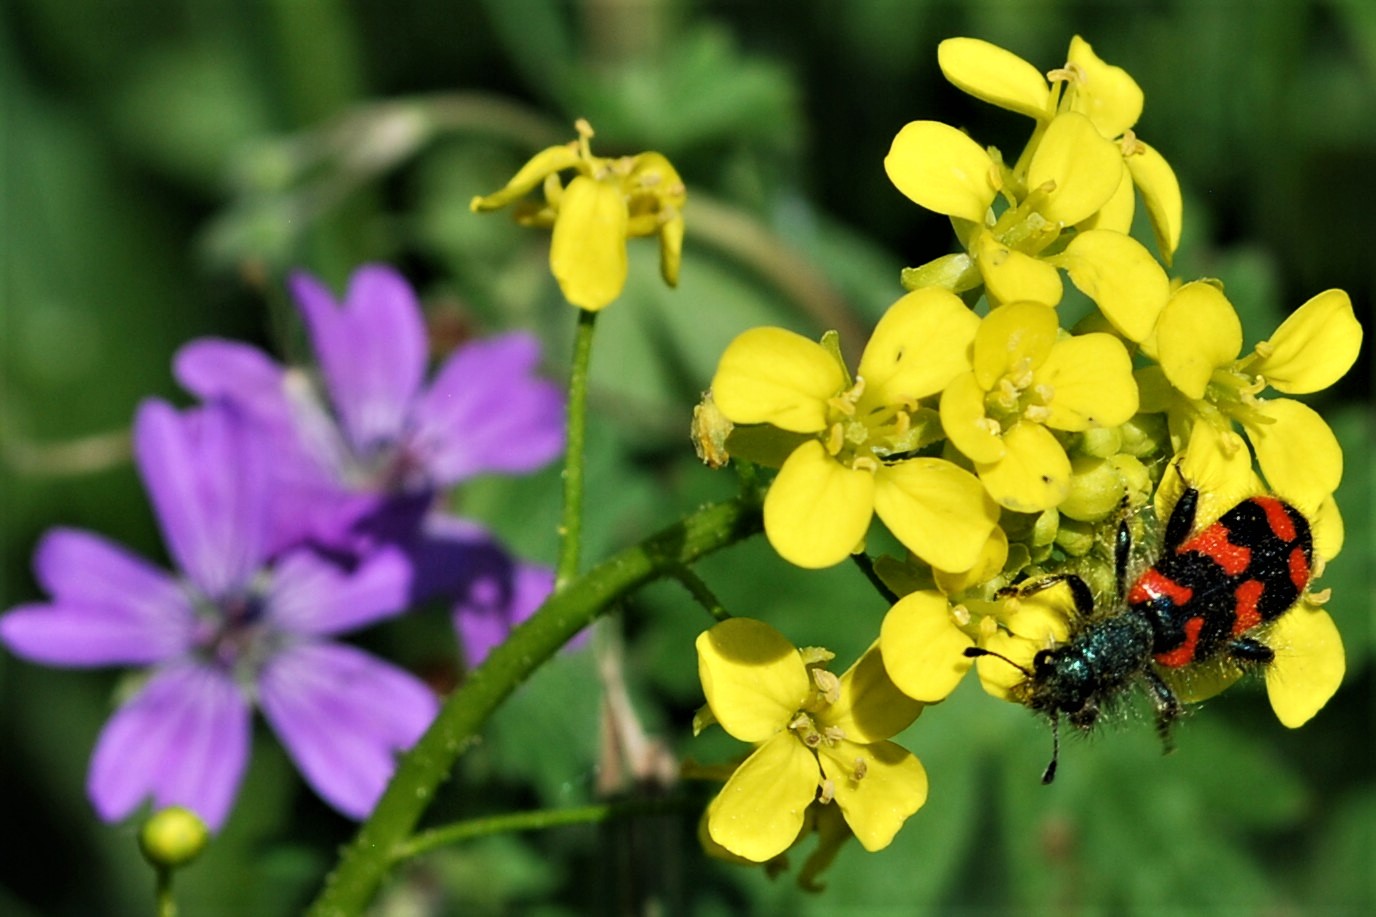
[0, 401, 438, 829]
[175, 264, 566, 666]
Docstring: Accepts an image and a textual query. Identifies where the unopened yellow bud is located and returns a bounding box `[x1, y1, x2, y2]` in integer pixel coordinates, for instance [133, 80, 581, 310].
[139, 807, 209, 871]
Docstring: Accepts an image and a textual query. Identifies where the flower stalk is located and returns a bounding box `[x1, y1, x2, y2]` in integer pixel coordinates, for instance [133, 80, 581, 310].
[306, 493, 763, 916]
[556, 308, 599, 592]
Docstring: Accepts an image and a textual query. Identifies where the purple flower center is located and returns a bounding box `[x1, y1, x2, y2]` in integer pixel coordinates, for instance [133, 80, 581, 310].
[192, 588, 278, 677]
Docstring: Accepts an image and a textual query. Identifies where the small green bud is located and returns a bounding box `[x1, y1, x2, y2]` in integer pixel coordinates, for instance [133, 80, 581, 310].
[1031, 508, 1060, 547]
[1109, 453, 1152, 508]
[1077, 426, 1122, 459]
[1060, 456, 1126, 522]
[1055, 518, 1095, 556]
[1117, 413, 1169, 458]
[139, 807, 209, 871]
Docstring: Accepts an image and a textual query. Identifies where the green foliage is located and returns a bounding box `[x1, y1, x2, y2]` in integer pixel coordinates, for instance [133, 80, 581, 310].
[1, 1, 1370, 914]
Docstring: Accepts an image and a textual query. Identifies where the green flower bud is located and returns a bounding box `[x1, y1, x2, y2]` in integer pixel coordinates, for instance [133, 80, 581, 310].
[1060, 456, 1126, 522]
[1077, 426, 1123, 459]
[1109, 453, 1152, 508]
[1117, 413, 1168, 458]
[1055, 517, 1095, 556]
[139, 807, 209, 871]
[1031, 508, 1060, 547]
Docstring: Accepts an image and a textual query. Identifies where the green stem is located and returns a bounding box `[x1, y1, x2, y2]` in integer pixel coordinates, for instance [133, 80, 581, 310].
[306, 495, 762, 916]
[850, 552, 898, 605]
[556, 308, 599, 592]
[668, 564, 730, 621]
[154, 868, 175, 917]
[392, 797, 695, 864]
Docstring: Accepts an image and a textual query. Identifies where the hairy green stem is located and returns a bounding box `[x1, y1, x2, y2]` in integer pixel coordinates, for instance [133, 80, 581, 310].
[306, 495, 762, 916]
[556, 308, 599, 591]
[392, 797, 696, 864]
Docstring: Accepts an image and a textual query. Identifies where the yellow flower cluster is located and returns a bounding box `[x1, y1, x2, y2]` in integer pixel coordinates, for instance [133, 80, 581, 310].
[471, 118, 685, 311]
[691, 35, 1360, 871]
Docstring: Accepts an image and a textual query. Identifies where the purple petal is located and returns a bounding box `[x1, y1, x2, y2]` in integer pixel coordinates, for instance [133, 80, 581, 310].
[265, 547, 411, 637]
[174, 338, 293, 430]
[134, 400, 270, 599]
[410, 332, 565, 484]
[88, 662, 251, 831]
[454, 561, 556, 667]
[0, 529, 196, 666]
[290, 265, 427, 456]
[257, 641, 437, 820]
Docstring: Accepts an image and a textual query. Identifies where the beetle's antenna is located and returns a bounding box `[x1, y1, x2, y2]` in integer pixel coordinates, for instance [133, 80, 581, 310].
[962, 645, 1032, 677]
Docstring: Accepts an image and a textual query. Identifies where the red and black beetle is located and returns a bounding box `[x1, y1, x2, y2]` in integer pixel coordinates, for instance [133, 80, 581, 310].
[969, 483, 1314, 782]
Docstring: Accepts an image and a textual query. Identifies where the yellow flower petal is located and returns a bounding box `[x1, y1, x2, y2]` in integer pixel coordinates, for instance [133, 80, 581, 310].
[659, 211, 684, 288]
[818, 739, 928, 852]
[1064, 35, 1144, 139]
[1312, 494, 1344, 561]
[1155, 281, 1242, 399]
[974, 630, 1040, 700]
[940, 371, 1005, 464]
[974, 230, 1064, 307]
[857, 288, 979, 402]
[1037, 333, 1139, 431]
[549, 175, 629, 310]
[1168, 423, 1256, 526]
[1076, 160, 1135, 236]
[1265, 607, 1345, 728]
[1026, 112, 1123, 226]
[825, 642, 924, 744]
[1055, 229, 1170, 342]
[1243, 398, 1343, 509]
[764, 441, 875, 568]
[470, 143, 582, 211]
[711, 328, 843, 433]
[1125, 140, 1183, 263]
[972, 301, 1059, 391]
[934, 526, 1009, 594]
[696, 618, 810, 743]
[1252, 289, 1362, 394]
[874, 458, 999, 572]
[1166, 660, 1244, 705]
[879, 590, 974, 702]
[937, 37, 1052, 120]
[975, 421, 1072, 512]
[707, 733, 819, 861]
[885, 120, 999, 223]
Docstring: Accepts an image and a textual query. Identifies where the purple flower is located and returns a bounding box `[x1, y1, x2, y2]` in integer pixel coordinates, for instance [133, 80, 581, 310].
[174, 265, 566, 666]
[0, 401, 438, 829]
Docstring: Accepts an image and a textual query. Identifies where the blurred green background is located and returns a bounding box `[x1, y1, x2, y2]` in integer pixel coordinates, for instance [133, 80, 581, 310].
[2, 1, 1371, 914]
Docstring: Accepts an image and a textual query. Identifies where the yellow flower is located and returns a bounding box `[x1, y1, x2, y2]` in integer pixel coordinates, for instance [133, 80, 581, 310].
[936, 35, 1182, 263]
[879, 575, 1074, 704]
[886, 111, 1170, 339]
[939, 301, 1139, 511]
[710, 288, 999, 570]
[471, 119, 685, 311]
[1156, 422, 1346, 727]
[1138, 284, 1361, 510]
[696, 618, 927, 862]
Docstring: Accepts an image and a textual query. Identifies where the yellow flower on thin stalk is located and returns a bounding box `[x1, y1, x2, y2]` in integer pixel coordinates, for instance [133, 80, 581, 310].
[709, 287, 999, 570]
[695, 618, 927, 862]
[1137, 283, 1362, 511]
[471, 118, 686, 311]
[885, 121, 1170, 340]
[937, 35, 1183, 263]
